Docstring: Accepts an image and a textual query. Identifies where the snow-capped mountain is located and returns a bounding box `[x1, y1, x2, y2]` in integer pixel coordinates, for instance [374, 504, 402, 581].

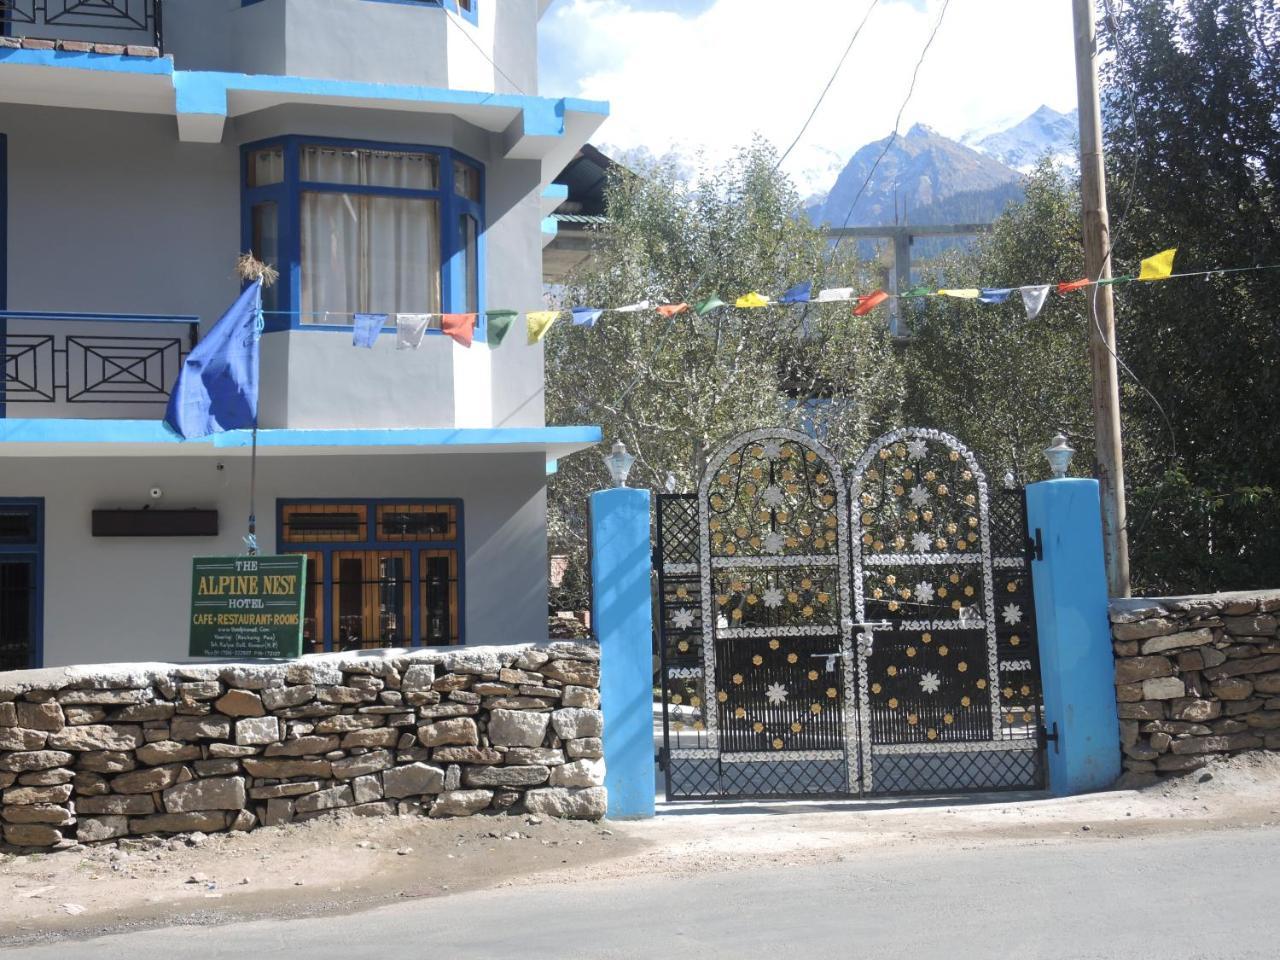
[962, 105, 1079, 174]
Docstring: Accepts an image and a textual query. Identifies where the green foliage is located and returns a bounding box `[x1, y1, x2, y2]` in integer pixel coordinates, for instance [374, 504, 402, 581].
[544, 142, 904, 607]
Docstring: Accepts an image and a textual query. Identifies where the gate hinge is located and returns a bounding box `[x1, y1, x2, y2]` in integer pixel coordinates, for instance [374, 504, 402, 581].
[1040, 721, 1059, 753]
[652, 546, 662, 569]
[655, 745, 668, 771]
[1028, 527, 1044, 562]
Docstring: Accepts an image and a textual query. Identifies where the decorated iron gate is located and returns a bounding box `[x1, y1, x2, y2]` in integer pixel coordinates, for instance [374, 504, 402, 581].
[655, 427, 1046, 800]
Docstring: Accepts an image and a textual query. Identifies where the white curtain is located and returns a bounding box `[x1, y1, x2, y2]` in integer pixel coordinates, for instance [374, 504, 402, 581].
[299, 147, 441, 322]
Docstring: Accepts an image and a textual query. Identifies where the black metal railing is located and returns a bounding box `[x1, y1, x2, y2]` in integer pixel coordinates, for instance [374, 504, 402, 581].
[0, 311, 197, 407]
[0, 0, 163, 52]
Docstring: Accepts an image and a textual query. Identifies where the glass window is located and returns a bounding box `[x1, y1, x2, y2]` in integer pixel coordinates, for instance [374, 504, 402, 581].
[302, 145, 438, 190]
[247, 147, 284, 187]
[0, 507, 38, 545]
[459, 214, 479, 314]
[280, 501, 463, 649]
[453, 160, 480, 201]
[300, 192, 441, 319]
[250, 202, 280, 315]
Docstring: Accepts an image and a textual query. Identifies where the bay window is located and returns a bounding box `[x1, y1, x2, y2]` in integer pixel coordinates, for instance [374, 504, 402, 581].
[242, 138, 485, 337]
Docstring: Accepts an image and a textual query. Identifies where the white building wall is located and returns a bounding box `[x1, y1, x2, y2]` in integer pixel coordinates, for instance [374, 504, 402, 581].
[3, 451, 549, 668]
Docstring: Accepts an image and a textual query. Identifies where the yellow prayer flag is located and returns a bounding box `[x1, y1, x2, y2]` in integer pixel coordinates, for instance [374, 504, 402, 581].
[526, 310, 559, 344]
[734, 292, 769, 309]
[937, 288, 981, 300]
[1138, 248, 1177, 281]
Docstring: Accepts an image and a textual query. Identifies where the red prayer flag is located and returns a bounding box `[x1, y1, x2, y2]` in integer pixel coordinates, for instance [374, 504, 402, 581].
[852, 290, 888, 316]
[441, 313, 476, 348]
[1056, 278, 1090, 294]
[657, 303, 689, 318]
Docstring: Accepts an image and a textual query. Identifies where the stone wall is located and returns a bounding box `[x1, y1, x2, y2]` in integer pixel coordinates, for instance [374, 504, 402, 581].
[0, 643, 606, 850]
[1111, 590, 1280, 782]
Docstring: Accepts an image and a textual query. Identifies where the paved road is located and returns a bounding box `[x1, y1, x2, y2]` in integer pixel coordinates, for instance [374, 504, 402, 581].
[8, 827, 1279, 959]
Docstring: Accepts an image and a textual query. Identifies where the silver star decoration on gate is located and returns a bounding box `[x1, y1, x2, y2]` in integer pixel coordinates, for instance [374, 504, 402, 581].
[761, 485, 786, 508]
[908, 484, 931, 507]
[765, 682, 789, 705]
[919, 671, 942, 694]
[1001, 602, 1023, 626]
[761, 440, 784, 460]
[762, 587, 785, 609]
[907, 439, 928, 460]
[672, 608, 695, 630]
[914, 581, 935, 603]
[762, 530, 787, 554]
[911, 531, 933, 553]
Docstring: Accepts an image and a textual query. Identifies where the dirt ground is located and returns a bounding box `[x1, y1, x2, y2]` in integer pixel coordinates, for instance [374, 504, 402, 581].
[4, 752, 1279, 947]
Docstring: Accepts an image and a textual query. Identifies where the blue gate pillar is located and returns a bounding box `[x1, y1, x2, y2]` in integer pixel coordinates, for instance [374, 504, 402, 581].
[1026, 478, 1121, 795]
[590, 487, 655, 819]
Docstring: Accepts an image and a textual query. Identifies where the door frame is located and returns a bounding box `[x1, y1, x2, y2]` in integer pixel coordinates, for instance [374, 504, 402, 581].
[0, 498, 44, 669]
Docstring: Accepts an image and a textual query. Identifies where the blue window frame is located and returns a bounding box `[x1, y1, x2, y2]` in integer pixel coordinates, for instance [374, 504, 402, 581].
[241, 1, 478, 27]
[278, 499, 464, 651]
[0, 499, 43, 671]
[1, 132, 7, 419]
[242, 136, 485, 338]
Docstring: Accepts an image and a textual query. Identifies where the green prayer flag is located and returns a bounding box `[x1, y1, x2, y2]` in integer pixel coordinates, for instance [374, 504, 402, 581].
[486, 310, 518, 346]
[695, 297, 726, 316]
[903, 286, 933, 298]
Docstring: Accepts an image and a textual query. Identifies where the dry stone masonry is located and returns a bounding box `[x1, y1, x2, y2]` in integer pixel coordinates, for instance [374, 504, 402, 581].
[0, 643, 605, 849]
[1111, 590, 1280, 784]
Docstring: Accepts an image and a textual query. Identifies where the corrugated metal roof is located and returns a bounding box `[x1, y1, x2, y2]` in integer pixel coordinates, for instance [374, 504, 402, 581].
[552, 213, 610, 225]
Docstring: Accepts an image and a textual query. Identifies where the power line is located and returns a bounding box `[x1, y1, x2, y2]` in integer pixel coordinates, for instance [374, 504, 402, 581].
[445, 7, 528, 96]
[774, 0, 882, 173]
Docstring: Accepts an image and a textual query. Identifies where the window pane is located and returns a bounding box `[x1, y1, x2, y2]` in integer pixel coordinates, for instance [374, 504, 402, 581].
[282, 504, 368, 543]
[332, 551, 410, 650]
[301, 145, 438, 190]
[0, 507, 37, 545]
[301, 192, 441, 320]
[421, 550, 459, 644]
[453, 160, 480, 201]
[300, 552, 324, 653]
[459, 214, 479, 313]
[377, 504, 456, 541]
[247, 147, 284, 187]
[251, 202, 280, 315]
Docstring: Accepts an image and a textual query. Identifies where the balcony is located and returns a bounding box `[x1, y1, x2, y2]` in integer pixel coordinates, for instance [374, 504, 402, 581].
[0, 0, 163, 56]
[0, 311, 197, 416]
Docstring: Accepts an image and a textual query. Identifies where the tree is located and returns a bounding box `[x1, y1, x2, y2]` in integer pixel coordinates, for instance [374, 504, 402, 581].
[544, 142, 904, 608]
[1101, 0, 1280, 592]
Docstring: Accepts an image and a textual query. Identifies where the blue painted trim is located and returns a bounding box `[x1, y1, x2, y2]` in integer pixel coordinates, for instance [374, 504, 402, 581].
[542, 183, 569, 202]
[0, 498, 44, 669]
[1026, 478, 1122, 795]
[241, 135, 487, 338]
[541, 216, 559, 239]
[591, 488, 655, 818]
[0, 311, 197, 324]
[0, 419, 603, 451]
[1, 132, 6, 421]
[0, 48, 175, 74]
[276, 497, 465, 649]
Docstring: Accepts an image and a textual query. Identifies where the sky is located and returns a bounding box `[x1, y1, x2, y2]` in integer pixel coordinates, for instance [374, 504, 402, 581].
[538, 0, 1080, 195]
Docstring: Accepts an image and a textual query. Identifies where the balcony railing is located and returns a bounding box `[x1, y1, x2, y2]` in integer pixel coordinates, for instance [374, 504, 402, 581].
[0, 0, 163, 54]
[0, 311, 197, 408]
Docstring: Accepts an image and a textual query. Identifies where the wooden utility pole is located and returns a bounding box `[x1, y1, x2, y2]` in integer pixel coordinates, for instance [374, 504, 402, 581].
[1072, 0, 1131, 597]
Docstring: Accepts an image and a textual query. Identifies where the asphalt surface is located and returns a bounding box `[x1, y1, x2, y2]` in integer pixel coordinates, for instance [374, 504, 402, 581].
[7, 826, 1279, 959]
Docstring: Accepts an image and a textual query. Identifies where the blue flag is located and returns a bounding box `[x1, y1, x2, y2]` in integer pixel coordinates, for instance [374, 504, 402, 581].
[571, 307, 603, 328]
[779, 281, 813, 304]
[978, 288, 1013, 304]
[163, 281, 262, 439]
[353, 312, 386, 348]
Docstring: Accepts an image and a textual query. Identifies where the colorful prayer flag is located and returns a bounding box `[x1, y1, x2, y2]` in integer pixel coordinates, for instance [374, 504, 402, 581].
[735, 292, 769, 309]
[614, 300, 651, 313]
[396, 314, 433, 350]
[485, 310, 518, 346]
[1020, 285, 1051, 320]
[441, 313, 476, 348]
[779, 282, 813, 304]
[694, 297, 726, 316]
[352, 312, 386, 348]
[816, 287, 854, 302]
[1057, 278, 1091, 294]
[938, 288, 981, 300]
[526, 311, 559, 344]
[571, 307, 603, 328]
[977, 288, 1013, 304]
[657, 303, 689, 318]
[902, 286, 933, 298]
[1138, 248, 1177, 281]
[852, 290, 888, 316]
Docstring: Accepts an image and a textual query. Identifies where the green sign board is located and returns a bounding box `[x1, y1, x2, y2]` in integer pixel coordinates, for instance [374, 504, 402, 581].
[189, 555, 306, 659]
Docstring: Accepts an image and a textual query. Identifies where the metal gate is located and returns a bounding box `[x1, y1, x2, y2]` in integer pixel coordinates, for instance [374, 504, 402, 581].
[655, 427, 1047, 800]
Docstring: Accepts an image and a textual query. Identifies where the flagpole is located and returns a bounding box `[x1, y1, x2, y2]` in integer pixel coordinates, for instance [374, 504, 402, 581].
[248, 424, 259, 557]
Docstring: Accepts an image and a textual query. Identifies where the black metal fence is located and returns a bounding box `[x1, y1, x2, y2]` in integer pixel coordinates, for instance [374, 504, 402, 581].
[0, 0, 163, 51]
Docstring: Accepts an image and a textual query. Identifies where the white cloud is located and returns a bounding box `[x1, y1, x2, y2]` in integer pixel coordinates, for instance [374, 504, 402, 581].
[539, 0, 1078, 193]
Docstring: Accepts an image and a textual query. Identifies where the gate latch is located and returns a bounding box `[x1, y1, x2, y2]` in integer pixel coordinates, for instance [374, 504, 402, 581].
[1041, 721, 1060, 754]
[1028, 527, 1044, 562]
